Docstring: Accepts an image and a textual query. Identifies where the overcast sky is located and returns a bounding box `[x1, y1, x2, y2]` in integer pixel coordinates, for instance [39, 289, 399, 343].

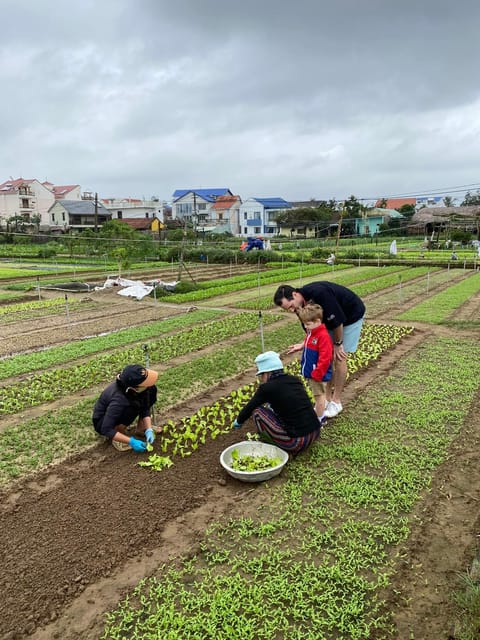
[1, 0, 479, 203]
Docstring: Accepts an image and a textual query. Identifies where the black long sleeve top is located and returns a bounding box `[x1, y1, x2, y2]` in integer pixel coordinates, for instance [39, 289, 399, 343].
[298, 281, 365, 330]
[92, 381, 157, 439]
[237, 371, 319, 437]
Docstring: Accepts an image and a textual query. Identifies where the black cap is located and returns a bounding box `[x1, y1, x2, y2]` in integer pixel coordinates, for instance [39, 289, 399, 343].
[118, 364, 158, 388]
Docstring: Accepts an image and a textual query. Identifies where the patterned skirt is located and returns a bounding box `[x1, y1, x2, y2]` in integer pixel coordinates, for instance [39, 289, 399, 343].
[252, 406, 320, 455]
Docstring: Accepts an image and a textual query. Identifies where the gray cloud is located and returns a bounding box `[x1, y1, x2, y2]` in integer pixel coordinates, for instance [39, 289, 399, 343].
[1, 0, 480, 200]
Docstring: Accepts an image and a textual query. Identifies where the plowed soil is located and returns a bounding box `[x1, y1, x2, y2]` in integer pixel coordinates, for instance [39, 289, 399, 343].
[0, 281, 479, 640]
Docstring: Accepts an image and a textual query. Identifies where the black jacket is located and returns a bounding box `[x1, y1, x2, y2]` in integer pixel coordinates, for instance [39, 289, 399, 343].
[92, 380, 157, 439]
[237, 371, 319, 437]
[298, 281, 365, 330]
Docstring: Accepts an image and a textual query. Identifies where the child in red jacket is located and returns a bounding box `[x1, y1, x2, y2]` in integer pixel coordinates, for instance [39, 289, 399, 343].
[296, 304, 334, 424]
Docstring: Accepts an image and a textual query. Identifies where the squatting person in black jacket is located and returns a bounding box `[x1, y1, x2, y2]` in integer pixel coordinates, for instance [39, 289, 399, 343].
[233, 351, 321, 455]
[93, 364, 159, 452]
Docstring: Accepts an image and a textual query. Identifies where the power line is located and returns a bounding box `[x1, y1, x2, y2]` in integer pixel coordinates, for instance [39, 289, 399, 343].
[360, 181, 480, 201]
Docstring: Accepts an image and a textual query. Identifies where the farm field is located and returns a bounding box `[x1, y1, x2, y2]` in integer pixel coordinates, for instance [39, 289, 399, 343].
[0, 263, 479, 639]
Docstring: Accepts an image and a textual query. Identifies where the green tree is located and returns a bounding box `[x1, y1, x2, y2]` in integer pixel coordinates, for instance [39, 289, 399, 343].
[31, 214, 42, 233]
[111, 247, 131, 277]
[443, 196, 455, 207]
[397, 203, 416, 219]
[275, 201, 337, 227]
[343, 195, 363, 217]
[461, 191, 480, 206]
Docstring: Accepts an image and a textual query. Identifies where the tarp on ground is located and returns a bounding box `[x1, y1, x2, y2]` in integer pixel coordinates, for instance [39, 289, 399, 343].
[94, 276, 178, 300]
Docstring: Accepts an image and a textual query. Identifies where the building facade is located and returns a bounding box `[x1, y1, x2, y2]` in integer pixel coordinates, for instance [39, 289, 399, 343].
[0, 178, 55, 228]
[101, 197, 166, 222]
[49, 200, 111, 232]
[171, 188, 233, 223]
[238, 197, 292, 237]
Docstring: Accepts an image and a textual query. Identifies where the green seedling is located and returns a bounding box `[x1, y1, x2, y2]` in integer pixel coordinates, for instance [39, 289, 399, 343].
[230, 448, 282, 472]
[138, 454, 173, 471]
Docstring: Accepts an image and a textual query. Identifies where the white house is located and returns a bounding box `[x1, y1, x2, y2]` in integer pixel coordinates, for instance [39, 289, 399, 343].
[49, 200, 111, 231]
[0, 178, 55, 228]
[101, 197, 166, 222]
[203, 195, 242, 235]
[42, 182, 82, 200]
[171, 188, 233, 223]
[238, 197, 292, 237]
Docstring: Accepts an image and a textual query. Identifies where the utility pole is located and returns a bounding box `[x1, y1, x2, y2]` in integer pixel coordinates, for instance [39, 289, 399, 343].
[192, 191, 197, 245]
[335, 203, 345, 253]
[94, 192, 98, 232]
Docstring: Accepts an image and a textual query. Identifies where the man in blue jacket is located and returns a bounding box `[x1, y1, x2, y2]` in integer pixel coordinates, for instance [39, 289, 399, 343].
[273, 281, 365, 418]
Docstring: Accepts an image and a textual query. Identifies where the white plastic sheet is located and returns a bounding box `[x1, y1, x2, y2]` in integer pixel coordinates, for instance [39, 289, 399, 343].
[94, 277, 178, 300]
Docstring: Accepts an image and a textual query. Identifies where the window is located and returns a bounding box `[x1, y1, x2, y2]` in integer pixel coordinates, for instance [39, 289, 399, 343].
[177, 203, 192, 216]
[244, 212, 247, 220]
[62, 212, 65, 222]
[117, 211, 123, 219]
[197, 203, 207, 211]
[52, 214, 56, 223]
[145, 212, 149, 218]
[218, 213, 223, 221]
[21, 198, 29, 208]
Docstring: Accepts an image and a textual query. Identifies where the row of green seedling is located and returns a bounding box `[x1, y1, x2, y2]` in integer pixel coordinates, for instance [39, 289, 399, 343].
[0, 312, 282, 415]
[237, 266, 430, 310]
[0, 322, 412, 484]
[0, 308, 225, 379]
[396, 271, 480, 323]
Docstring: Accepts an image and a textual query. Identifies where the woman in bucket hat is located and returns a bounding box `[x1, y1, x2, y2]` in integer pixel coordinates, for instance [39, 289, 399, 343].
[232, 351, 321, 455]
[92, 364, 159, 452]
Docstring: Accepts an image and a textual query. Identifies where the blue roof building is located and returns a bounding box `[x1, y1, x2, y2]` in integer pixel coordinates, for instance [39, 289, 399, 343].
[238, 197, 291, 237]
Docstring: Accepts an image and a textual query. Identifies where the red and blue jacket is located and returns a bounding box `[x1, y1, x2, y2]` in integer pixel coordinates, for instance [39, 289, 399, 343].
[301, 323, 333, 382]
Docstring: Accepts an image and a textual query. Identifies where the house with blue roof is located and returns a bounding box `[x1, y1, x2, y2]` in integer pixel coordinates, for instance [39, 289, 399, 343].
[238, 197, 292, 237]
[171, 188, 233, 223]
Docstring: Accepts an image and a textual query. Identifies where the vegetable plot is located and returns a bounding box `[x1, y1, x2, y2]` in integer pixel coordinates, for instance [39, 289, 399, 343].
[100, 336, 480, 640]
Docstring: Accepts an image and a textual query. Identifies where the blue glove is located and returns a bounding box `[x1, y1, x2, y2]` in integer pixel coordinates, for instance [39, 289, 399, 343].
[129, 437, 147, 452]
[145, 428, 155, 444]
[233, 420, 242, 429]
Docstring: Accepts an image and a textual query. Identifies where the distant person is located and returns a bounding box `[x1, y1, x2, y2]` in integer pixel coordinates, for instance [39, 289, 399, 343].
[233, 351, 321, 455]
[93, 364, 159, 452]
[326, 253, 336, 265]
[451, 251, 458, 261]
[296, 304, 333, 424]
[273, 281, 366, 418]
